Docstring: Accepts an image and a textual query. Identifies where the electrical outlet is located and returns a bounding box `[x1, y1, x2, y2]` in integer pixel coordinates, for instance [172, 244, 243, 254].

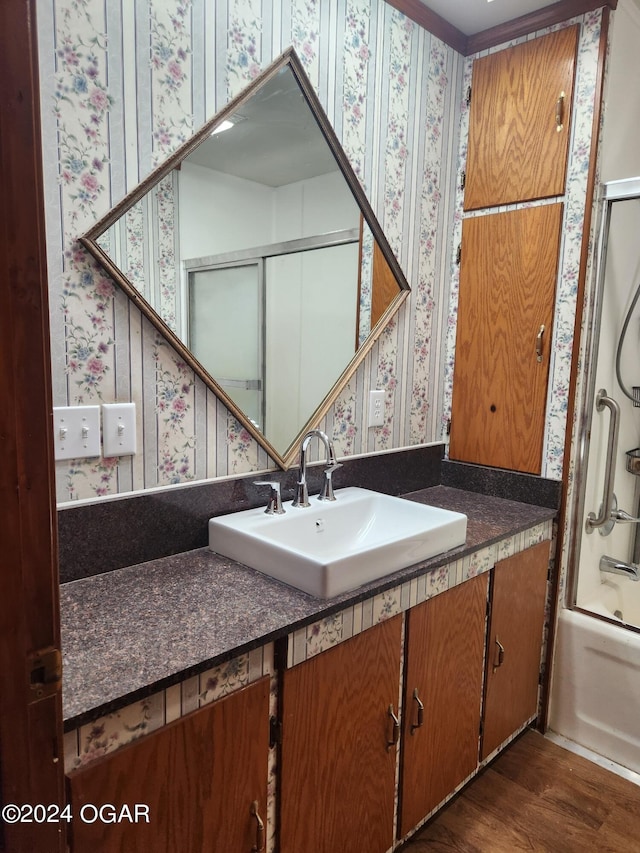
[368, 389, 385, 428]
[53, 406, 101, 460]
[102, 402, 137, 457]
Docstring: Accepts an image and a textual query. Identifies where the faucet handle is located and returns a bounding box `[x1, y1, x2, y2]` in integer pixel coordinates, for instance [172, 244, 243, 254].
[318, 462, 342, 502]
[253, 481, 285, 515]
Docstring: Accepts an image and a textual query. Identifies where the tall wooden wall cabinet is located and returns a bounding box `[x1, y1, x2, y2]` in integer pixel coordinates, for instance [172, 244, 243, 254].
[449, 25, 579, 474]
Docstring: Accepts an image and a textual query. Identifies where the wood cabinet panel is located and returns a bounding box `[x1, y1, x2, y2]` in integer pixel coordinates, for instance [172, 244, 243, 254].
[280, 615, 402, 853]
[399, 573, 488, 837]
[464, 26, 579, 211]
[481, 541, 550, 760]
[371, 238, 400, 328]
[449, 203, 563, 473]
[67, 677, 270, 853]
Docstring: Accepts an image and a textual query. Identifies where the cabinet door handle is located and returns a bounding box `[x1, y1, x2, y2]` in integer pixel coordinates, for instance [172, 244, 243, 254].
[536, 324, 545, 363]
[250, 800, 265, 852]
[387, 704, 400, 750]
[493, 637, 505, 672]
[555, 90, 565, 132]
[410, 687, 424, 735]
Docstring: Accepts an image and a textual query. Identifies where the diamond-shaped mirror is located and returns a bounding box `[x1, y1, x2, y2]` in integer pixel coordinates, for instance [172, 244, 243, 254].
[81, 48, 410, 468]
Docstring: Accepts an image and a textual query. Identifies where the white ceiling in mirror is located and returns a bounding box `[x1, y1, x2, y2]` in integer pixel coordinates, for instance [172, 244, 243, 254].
[187, 69, 338, 187]
[421, 0, 563, 35]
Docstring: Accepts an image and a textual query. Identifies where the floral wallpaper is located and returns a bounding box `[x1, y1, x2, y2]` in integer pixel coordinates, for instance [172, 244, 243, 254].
[38, 0, 463, 501]
[38, 2, 602, 503]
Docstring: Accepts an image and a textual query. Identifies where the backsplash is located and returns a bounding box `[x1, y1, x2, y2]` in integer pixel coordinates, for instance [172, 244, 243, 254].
[37, 2, 602, 502]
[57, 444, 561, 582]
[58, 444, 445, 581]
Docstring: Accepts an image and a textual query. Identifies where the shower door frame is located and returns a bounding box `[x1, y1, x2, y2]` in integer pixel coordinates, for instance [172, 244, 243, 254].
[565, 176, 640, 611]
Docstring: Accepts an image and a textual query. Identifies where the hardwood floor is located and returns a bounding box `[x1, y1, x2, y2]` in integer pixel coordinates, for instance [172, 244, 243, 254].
[405, 730, 640, 852]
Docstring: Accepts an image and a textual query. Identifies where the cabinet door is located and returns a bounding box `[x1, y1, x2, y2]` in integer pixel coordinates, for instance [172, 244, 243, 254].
[481, 541, 550, 760]
[67, 677, 270, 853]
[464, 25, 579, 211]
[398, 574, 488, 837]
[280, 615, 402, 853]
[449, 203, 563, 474]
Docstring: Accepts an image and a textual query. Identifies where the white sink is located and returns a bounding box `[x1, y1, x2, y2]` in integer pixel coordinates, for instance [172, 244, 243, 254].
[208, 487, 467, 598]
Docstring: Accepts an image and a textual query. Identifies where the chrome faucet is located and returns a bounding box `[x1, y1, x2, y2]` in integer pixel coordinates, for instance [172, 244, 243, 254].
[600, 554, 639, 581]
[292, 429, 342, 508]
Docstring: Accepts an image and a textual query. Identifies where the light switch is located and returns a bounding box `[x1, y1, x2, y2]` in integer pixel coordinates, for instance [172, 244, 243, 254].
[368, 389, 385, 428]
[102, 402, 136, 457]
[53, 406, 101, 460]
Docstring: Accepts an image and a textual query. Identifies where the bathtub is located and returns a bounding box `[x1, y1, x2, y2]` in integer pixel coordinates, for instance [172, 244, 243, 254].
[548, 602, 640, 774]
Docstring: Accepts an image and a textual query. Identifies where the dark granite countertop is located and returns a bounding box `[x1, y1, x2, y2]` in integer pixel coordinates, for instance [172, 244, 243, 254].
[60, 486, 556, 727]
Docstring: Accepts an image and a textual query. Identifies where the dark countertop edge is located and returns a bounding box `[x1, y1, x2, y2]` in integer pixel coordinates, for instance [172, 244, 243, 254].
[62, 487, 557, 730]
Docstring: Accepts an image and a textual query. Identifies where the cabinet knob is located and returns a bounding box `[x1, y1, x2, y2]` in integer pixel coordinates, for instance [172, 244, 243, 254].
[493, 637, 505, 672]
[386, 704, 400, 750]
[410, 687, 425, 735]
[250, 800, 265, 852]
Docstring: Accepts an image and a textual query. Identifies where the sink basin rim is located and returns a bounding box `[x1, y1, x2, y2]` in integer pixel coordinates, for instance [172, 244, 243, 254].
[208, 487, 467, 598]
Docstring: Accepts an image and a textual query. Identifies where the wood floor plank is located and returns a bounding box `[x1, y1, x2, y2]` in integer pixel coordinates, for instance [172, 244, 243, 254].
[406, 731, 640, 853]
[406, 792, 539, 853]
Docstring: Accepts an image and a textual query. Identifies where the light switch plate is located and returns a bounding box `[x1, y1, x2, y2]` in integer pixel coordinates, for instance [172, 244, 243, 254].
[102, 402, 136, 457]
[53, 406, 101, 460]
[368, 389, 385, 428]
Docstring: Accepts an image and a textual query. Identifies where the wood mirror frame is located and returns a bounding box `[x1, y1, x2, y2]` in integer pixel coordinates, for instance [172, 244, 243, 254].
[80, 47, 410, 469]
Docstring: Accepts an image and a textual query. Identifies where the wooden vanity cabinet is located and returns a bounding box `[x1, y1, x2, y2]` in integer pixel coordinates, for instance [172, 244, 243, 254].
[464, 25, 579, 211]
[66, 676, 270, 853]
[63, 536, 552, 851]
[279, 614, 402, 853]
[481, 540, 550, 759]
[398, 573, 488, 837]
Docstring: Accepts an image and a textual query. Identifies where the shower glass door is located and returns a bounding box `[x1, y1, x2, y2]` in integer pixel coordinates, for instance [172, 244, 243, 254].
[572, 179, 640, 627]
[188, 261, 263, 429]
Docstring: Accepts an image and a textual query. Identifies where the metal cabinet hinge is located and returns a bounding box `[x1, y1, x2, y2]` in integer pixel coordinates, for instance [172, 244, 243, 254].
[28, 647, 62, 703]
[456, 243, 462, 266]
[466, 86, 472, 107]
[269, 715, 282, 748]
[460, 170, 466, 191]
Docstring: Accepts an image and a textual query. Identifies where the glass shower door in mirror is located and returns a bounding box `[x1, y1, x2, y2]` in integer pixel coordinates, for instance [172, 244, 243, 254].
[265, 242, 359, 451]
[189, 261, 263, 429]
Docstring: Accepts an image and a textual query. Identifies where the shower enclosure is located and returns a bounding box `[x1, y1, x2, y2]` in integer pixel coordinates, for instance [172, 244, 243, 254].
[549, 177, 640, 775]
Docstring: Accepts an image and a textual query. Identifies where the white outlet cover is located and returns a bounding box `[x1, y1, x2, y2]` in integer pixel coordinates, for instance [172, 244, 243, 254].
[53, 406, 101, 460]
[368, 389, 385, 428]
[102, 402, 136, 457]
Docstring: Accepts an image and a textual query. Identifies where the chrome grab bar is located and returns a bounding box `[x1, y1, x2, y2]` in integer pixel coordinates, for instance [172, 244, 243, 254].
[585, 390, 620, 534]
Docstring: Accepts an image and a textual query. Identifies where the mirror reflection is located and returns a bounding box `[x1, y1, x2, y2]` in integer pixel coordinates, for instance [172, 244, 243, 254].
[83, 49, 409, 465]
